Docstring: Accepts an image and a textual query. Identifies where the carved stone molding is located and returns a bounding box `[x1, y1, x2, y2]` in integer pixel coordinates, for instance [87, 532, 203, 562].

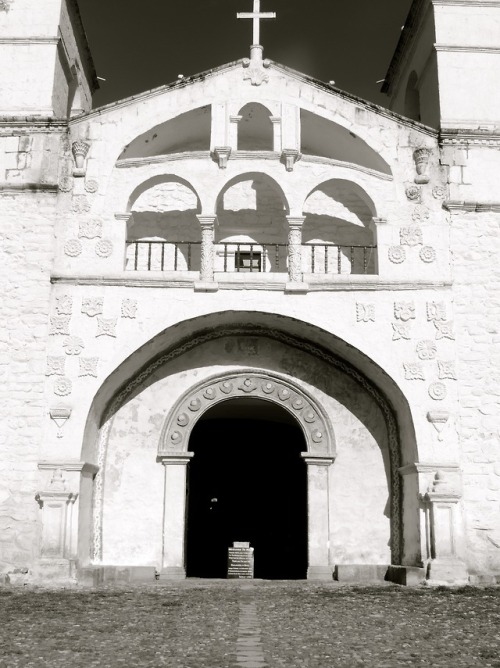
[281, 149, 301, 172]
[92, 326, 404, 565]
[212, 147, 232, 169]
[159, 371, 335, 459]
[49, 405, 72, 439]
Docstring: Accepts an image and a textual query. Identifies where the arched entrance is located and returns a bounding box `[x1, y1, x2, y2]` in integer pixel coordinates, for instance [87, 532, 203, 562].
[186, 398, 308, 579]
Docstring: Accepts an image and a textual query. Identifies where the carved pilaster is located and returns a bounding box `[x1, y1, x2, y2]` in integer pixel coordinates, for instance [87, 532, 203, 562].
[286, 216, 305, 285]
[197, 215, 216, 285]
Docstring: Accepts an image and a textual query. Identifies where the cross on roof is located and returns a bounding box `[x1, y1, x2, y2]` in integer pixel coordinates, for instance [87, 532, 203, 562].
[237, 0, 276, 47]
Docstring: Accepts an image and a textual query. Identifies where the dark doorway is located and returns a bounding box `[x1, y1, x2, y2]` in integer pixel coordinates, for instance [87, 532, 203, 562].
[186, 399, 308, 579]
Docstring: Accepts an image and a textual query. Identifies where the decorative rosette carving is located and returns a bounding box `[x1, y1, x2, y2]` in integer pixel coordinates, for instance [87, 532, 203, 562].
[388, 246, 406, 264]
[416, 340, 437, 361]
[54, 377, 72, 396]
[95, 239, 113, 258]
[432, 186, 446, 200]
[429, 382, 447, 401]
[63, 336, 85, 355]
[419, 246, 436, 263]
[405, 185, 421, 201]
[59, 176, 73, 193]
[64, 239, 82, 257]
[84, 179, 99, 194]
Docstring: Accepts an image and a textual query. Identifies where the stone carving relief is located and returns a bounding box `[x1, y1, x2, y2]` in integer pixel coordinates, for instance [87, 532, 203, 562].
[427, 302, 447, 322]
[72, 140, 90, 176]
[429, 382, 447, 401]
[426, 411, 450, 442]
[419, 246, 436, 263]
[434, 321, 455, 340]
[53, 377, 72, 396]
[404, 363, 425, 381]
[438, 360, 457, 380]
[412, 206, 430, 222]
[121, 299, 137, 319]
[416, 340, 437, 361]
[388, 246, 406, 264]
[55, 295, 73, 316]
[159, 372, 334, 458]
[96, 317, 117, 338]
[64, 239, 82, 257]
[49, 405, 71, 439]
[405, 185, 421, 202]
[212, 147, 232, 169]
[72, 195, 91, 214]
[59, 177, 73, 193]
[394, 301, 415, 322]
[46, 356, 65, 376]
[242, 57, 271, 86]
[356, 303, 375, 322]
[95, 239, 113, 258]
[81, 298, 103, 317]
[50, 316, 71, 336]
[392, 322, 411, 341]
[84, 179, 99, 194]
[400, 226, 423, 247]
[432, 186, 446, 200]
[79, 220, 102, 239]
[79, 357, 99, 377]
[413, 147, 431, 184]
[63, 336, 84, 355]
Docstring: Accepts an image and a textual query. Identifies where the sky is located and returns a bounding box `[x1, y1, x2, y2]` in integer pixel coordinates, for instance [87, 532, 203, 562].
[77, 0, 413, 110]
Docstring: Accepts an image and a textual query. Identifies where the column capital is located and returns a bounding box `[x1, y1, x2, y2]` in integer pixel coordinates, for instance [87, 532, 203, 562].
[196, 215, 217, 228]
[286, 215, 306, 227]
[160, 452, 194, 466]
[301, 453, 335, 467]
[230, 115, 243, 124]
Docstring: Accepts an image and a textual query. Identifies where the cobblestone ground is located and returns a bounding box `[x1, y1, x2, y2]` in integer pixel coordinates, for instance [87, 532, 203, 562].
[0, 581, 499, 668]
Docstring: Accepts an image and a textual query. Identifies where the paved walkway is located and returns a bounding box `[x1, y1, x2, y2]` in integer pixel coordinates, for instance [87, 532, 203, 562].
[1, 580, 499, 667]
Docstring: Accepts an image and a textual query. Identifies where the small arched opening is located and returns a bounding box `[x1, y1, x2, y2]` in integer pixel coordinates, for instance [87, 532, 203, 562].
[237, 103, 274, 151]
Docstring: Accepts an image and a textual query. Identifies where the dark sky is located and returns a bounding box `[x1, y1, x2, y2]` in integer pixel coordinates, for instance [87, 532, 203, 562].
[77, 0, 413, 110]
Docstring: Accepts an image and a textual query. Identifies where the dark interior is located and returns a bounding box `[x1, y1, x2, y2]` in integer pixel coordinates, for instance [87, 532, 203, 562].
[186, 402, 308, 579]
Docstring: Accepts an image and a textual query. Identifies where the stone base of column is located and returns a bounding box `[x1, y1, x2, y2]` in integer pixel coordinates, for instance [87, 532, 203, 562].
[426, 558, 468, 585]
[307, 565, 333, 580]
[193, 281, 219, 293]
[159, 567, 187, 580]
[34, 558, 76, 582]
[285, 282, 309, 294]
[385, 565, 426, 586]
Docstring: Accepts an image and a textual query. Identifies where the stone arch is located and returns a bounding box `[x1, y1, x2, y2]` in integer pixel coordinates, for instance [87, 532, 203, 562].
[215, 172, 290, 217]
[237, 102, 273, 150]
[126, 174, 201, 213]
[158, 369, 335, 458]
[83, 314, 417, 569]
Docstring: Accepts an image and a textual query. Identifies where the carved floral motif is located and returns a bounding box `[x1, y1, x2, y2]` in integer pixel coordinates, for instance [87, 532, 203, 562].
[53, 377, 72, 396]
[392, 322, 411, 341]
[84, 179, 99, 194]
[59, 176, 73, 193]
[432, 186, 446, 200]
[420, 246, 436, 263]
[388, 246, 406, 264]
[242, 57, 271, 86]
[438, 360, 457, 380]
[50, 316, 70, 336]
[96, 317, 117, 338]
[416, 340, 437, 361]
[405, 185, 421, 201]
[95, 239, 113, 258]
[63, 336, 85, 355]
[427, 302, 447, 322]
[46, 356, 65, 376]
[356, 303, 375, 323]
[121, 299, 137, 319]
[55, 295, 73, 315]
[81, 298, 103, 317]
[72, 195, 91, 214]
[394, 301, 416, 322]
[404, 363, 425, 381]
[400, 226, 423, 247]
[429, 382, 447, 401]
[412, 205, 430, 222]
[64, 239, 82, 257]
[434, 321, 455, 340]
[79, 220, 102, 239]
[79, 357, 99, 377]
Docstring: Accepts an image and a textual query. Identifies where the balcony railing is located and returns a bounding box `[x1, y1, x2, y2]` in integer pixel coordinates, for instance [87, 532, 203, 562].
[125, 240, 377, 275]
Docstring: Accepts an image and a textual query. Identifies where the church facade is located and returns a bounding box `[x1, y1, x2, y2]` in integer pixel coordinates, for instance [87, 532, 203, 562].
[0, 0, 499, 585]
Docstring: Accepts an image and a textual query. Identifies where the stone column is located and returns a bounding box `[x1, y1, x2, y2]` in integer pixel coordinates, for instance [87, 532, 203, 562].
[270, 116, 282, 152]
[302, 455, 335, 580]
[286, 215, 307, 291]
[422, 471, 468, 584]
[35, 469, 78, 580]
[195, 215, 218, 291]
[229, 115, 242, 150]
[160, 453, 194, 579]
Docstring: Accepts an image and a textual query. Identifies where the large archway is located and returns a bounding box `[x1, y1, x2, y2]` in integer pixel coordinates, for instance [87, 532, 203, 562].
[185, 398, 308, 579]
